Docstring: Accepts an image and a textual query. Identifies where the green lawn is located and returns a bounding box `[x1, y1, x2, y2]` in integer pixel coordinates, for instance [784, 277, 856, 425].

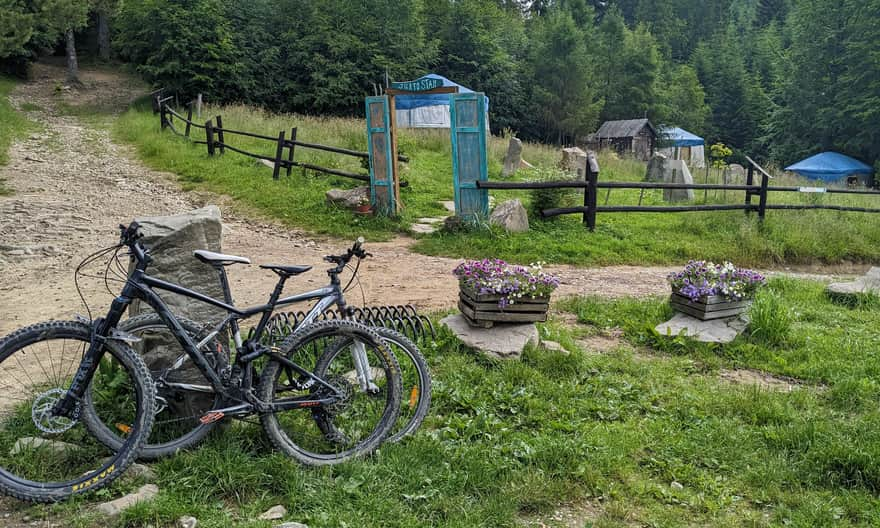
[113, 102, 880, 267]
[8, 278, 880, 527]
[0, 76, 36, 194]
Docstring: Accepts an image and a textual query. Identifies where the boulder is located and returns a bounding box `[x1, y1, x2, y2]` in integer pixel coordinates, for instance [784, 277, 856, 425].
[326, 186, 370, 209]
[645, 153, 668, 182]
[662, 159, 695, 202]
[827, 267, 880, 302]
[96, 484, 159, 516]
[10, 437, 77, 455]
[560, 147, 588, 179]
[129, 206, 226, 421]
[501, 137, 523, 178]
[440, 314, 539, 360]
[724, 163, 746, 184]
[179, 516, 198, 528]
[655, 312, 748, 344]
[489, 199, 529, 233]
[259, 505, 288, 521]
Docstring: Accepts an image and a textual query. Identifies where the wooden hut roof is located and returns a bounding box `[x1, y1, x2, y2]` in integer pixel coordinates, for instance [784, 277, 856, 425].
[596, 119, 656, 138]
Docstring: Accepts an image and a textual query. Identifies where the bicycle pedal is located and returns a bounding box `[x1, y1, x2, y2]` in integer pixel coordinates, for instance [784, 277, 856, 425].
[199, 411, 225, 424]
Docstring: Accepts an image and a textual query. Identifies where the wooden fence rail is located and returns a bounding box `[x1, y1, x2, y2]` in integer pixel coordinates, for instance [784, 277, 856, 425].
[476, 154, 880, 231]
[155, 91, 407, 183]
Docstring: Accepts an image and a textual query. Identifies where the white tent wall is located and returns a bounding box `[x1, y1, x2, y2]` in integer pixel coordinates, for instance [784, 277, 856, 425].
[658, 145, 705, 168]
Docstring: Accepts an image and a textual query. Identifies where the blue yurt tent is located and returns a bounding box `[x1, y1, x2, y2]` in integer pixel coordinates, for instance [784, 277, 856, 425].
[657, 126, 705, 168]
[394, 74, 489, 129]
[785, 152, 874, 186]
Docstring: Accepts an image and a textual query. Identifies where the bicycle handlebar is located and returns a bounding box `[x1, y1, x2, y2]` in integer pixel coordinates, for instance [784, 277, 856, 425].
[119, 221, 151, 266]
[323, 237, 371, 268]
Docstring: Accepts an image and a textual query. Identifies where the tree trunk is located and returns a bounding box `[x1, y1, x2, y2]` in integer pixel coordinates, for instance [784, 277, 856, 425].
[65, 29, 80, 85]
[97, 10, 110, 61]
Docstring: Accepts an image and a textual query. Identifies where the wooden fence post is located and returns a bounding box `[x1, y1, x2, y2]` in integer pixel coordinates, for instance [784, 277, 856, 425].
[185, 104, 193, 137]
[215, 115, 225, 154]
[159, 101, 167, 130]
[745, 164, 754, 215]
[758, 171, 769, 220]
[585, 154, 599, 231]
[205, 119, 215, 156]
[272, 130, 286, 180]
[286, 127, 297, 177]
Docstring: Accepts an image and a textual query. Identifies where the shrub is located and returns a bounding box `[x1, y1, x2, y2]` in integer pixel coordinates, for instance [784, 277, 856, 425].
[528, 167, 576, 220]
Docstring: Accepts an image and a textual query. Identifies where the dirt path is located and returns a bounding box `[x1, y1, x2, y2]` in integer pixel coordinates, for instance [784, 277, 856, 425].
[0, 63, 861, 337]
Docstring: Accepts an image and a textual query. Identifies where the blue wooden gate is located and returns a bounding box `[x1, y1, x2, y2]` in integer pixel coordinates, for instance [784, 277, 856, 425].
[365, 96, 396, 215]
[450, 92, 488, 220]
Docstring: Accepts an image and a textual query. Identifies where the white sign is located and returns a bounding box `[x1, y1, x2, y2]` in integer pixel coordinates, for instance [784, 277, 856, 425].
[798, 187, 827, 193]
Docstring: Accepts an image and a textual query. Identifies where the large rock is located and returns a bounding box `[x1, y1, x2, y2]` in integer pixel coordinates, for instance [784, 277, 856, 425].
[662, 159, 695, 202]
[10, 437, 77, 455]
[560, 147, 588, 178]
[130, 206, 226, 421]
[827, 267, 880, 301]
[655, 312, 748, 344]
[440, 314, 539, 360]
[326, 186, 370, 209]
[501, 137, 523, 178]
[724, 163, 746, 184]
[645, 153, 668, 182]
[130, 205, 226, 324]
[489, 199, 529, 233]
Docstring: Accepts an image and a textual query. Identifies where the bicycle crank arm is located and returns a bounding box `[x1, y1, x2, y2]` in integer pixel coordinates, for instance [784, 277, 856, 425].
[159, 381, 215, 393]
[267, 396, 337, 412]
[198, 403, 253, 424]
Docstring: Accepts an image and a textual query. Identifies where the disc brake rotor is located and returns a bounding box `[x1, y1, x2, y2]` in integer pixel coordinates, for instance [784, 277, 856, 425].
[31, 388, 79, 434]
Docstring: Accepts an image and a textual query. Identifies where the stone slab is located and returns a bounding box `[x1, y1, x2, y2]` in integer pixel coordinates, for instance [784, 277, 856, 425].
[655, 312, 748, 344]
[441, 314, 539, 360]
[827, 267, 880, 299]
[410, 223, 437, 234]
[96, 484, 159, 516]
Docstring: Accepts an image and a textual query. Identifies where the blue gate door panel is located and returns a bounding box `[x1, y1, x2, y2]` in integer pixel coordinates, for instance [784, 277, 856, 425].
[365, 96, 396, 215]
[450, 93, 488, 220]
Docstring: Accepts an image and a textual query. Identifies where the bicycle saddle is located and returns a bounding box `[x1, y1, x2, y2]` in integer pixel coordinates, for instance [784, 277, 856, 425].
[193, 250, 252, 266]
[259, 264, 313, 277]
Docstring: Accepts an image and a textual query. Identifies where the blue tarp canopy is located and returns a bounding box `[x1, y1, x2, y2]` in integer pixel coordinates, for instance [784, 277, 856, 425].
[394, 74, 489, 111]
[658, 126, 704, 147]
[784, 152, 874, 182]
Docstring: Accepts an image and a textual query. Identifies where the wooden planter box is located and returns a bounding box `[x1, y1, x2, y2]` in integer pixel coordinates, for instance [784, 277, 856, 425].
[669, 291, 752, 321]
[458, 286, 549, 328]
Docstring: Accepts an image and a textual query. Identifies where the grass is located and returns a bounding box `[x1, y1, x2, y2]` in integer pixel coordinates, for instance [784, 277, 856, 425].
[112, 101, 880, 267]
[0, 76, 37, 194]
[6, 277, 880, 527]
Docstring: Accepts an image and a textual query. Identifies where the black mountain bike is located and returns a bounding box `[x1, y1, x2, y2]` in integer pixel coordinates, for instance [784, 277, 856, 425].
[0, 222, 400, 502]
[97, 237, 432, 460]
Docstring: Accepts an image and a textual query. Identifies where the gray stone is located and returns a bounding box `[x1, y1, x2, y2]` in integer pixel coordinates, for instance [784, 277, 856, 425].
[724, 163, 746, 184]
[655, 312, 748, 344]
[127, 463, 157, 482]
[259, 505, 288, 521]
[326, 186, 370, 209]
[827, 267, 880, 300]
[10, 437, 77, 455]
[96, 484, 159, 516]
[501, 137, 523, 178]
[489, 199, 529, 233]
[275, 523, 309, 528]
[645, 153, 668, 182]
[560, 147, 588, 179]
[178, 516, 198, 528]
[520, 158, 535, 170]
[541, 340, 569, 354]
[662, 159, 694, 202]
[440, 314, 539, 360]
[410, 223, 437, 234]
[130, 206, 225, 420]
[439, 200, 456, 213]
[417, 217, 445, 224]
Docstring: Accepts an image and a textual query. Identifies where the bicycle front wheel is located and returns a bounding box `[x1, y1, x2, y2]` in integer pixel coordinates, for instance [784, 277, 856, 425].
[0, 321, 154, 502]
[258, 320, 401, 466]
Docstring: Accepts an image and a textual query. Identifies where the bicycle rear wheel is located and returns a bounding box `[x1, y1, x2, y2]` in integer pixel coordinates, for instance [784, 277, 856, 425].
[0, 321, 154, 502]
[80, 314, 227, 460]
[320, 327, 431, 442]
[258, 320, 401, 465]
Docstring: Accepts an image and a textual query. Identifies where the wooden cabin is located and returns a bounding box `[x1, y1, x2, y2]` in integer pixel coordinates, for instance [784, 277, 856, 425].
[593, 119, 657, 161]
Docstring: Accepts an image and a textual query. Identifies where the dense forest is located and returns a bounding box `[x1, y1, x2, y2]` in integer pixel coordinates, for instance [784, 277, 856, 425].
[2, 0, 878, 169]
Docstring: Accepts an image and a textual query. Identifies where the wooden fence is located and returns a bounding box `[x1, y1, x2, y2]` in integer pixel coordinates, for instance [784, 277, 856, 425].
[151, 89, 408, 183]
[477, 154, 880, 231]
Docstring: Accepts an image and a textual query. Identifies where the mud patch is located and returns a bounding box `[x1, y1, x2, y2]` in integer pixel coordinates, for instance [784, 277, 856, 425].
[719, 368, 802, 392]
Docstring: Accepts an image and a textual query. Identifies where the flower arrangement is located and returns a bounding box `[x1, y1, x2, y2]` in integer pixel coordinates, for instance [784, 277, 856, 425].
[453, 258, 561, 308]
[667, 260, 766, 302]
